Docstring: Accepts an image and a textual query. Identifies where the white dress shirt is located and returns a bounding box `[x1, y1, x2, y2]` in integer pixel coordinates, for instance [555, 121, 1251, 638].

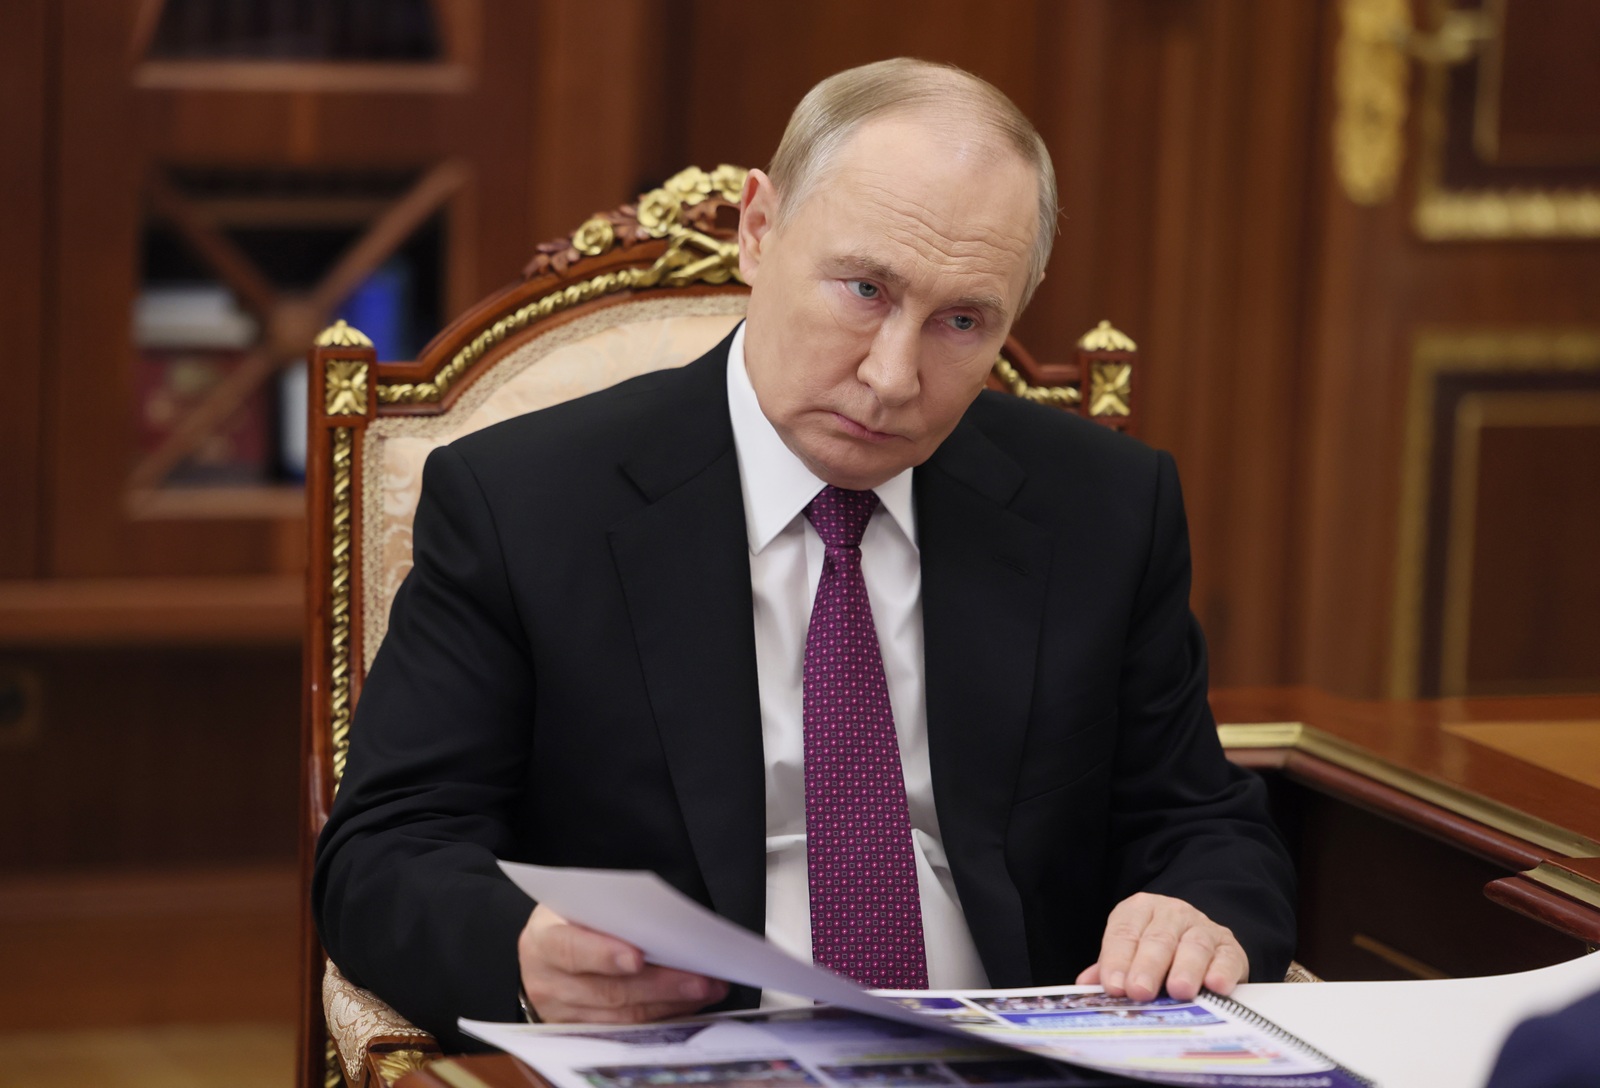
[724, 323, 989, 1003]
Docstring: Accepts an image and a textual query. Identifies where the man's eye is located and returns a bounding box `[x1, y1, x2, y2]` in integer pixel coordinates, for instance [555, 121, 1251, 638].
[948, 314, 977, 332]
[846, 280, 879, 299]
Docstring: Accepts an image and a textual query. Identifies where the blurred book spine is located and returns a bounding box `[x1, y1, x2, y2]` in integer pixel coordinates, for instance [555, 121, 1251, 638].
[134, 285, 269, 485]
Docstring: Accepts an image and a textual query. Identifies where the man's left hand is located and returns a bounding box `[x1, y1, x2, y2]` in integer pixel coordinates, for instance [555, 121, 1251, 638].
[1075, 892, 1248, 1002]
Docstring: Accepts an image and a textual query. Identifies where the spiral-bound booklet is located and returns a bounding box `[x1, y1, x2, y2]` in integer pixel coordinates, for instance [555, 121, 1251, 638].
[877, 984, 1375, 1086]
[465, 987, 1375, 1088]
[475, 865, 1377, 1088]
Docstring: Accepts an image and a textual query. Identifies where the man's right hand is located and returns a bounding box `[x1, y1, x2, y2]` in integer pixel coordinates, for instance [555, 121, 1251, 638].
[517, 904, 729, 1023]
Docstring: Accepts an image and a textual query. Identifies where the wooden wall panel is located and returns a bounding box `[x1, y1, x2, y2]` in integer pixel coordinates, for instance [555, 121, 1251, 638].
[526, 0, 673, 248]
[1298, 0, 1600, 697]
[1465, 418, 1600, 694]
[0, 647, 300, 873]
[0, 0, 50, 578]
[1119, 1, 1323, 686]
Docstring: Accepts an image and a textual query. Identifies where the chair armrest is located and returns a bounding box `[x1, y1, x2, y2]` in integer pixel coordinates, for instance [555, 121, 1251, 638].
[324, 958, 441, 1087]
[1283, 960, 1323, 982]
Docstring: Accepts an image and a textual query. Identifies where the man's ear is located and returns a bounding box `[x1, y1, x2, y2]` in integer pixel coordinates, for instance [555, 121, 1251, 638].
[737, 169, 778, 286]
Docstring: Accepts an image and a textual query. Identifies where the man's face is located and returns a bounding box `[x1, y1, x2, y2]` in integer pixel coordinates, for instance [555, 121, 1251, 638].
[738, 115, 1040, 491]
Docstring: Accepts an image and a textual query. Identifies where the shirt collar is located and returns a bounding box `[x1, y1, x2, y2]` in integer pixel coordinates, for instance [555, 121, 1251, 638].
[726, 322, 917, 555]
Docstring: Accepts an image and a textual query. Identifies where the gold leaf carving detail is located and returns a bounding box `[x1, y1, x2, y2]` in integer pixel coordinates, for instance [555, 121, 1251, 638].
[636, 189, 683, 237]
[1416, 189, 1600, 240]
[992, 356, 1080, 408]
[1077, 319, 1137, 352]
[314, 318, 375, 348]
[663, 166, 714, 199]
[572, 216, 616, 256]
[1335, 0, 1410, 206]
[375, 1049, 433, 1085]
[1089, 361, 1133, 417]
[330, 427, 354, 789]
[325, 360, 368, 416]
[708, 164, 749, 203]
[325, 1035, 342, 1088]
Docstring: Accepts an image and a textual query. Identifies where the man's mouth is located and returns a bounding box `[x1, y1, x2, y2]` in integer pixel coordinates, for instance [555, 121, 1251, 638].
[832, 412, 901, 443]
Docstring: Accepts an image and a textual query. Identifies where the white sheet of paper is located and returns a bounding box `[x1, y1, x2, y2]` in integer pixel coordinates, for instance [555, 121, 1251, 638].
[497, 862, 935, 1031]
[1232, 948, 1600, 1088]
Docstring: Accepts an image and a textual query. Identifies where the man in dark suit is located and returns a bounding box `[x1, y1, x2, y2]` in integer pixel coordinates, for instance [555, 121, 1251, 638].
[314, 59, 1295, 1050]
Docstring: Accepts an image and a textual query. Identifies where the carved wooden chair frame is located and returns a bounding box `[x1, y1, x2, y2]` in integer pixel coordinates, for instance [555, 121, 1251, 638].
[302, 164, 1142, 1088]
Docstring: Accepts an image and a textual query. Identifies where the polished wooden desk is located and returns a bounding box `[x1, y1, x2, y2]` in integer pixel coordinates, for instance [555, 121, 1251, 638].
[393, 688, 1600, 1088]
[1212, 686, 1600, 982]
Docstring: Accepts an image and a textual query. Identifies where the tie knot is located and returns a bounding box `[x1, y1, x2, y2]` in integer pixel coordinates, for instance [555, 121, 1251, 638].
[804, 485, 879, 549]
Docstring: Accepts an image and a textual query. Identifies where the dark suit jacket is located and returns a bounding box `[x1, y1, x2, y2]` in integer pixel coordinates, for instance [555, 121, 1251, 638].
[314, 330, 1296, 1051]
[1487, 987, 1600, 1088]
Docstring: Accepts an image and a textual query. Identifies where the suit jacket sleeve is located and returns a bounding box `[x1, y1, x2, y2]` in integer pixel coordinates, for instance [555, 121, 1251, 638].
[1104, 450, 1296, 981]
[313, 443, 537, 1049]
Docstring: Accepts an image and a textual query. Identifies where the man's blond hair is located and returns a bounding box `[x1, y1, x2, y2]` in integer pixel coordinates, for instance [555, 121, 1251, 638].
[768, 58, 1058, 308]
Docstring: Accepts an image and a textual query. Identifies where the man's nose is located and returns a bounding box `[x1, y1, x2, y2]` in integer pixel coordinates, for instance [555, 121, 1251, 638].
[858, 316, 920, 407]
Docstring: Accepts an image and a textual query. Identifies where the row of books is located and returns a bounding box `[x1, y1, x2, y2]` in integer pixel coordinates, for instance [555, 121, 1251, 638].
[134, 261, 415, 485]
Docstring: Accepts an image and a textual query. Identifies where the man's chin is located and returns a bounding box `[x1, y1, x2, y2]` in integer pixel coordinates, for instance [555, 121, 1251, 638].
[805, 449, 918, 492]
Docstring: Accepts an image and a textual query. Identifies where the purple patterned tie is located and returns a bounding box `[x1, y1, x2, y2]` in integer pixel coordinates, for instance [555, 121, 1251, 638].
[803, 485, 929, 989]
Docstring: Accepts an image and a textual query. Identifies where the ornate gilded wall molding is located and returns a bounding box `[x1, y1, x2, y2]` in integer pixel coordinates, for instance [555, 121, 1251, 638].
[1435, 390, 1600, 695]
[1411, 2, 1600, 239]
[1415, 176, 1600, 240]
[1389, 328, 1600, 698]
[1334, 0, 1411, 206]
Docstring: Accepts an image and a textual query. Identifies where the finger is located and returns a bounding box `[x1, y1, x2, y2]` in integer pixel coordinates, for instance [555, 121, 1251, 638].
[1095, 896, 1157, 995]
[539, 919, 647, 976]
[1124, 920, 1184, 1002]
[1201, 941, 1249, 995]
[1074, 963, 1101, 987]
[1163, 929, 1219, 1002]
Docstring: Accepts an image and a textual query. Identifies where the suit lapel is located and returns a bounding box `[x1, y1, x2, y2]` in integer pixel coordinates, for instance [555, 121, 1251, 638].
[607, 348, 767, 939]
[917, 417, 1052, 986]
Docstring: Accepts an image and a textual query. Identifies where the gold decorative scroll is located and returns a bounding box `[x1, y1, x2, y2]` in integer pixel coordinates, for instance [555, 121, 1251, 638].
[1335, 0, 1411, 206]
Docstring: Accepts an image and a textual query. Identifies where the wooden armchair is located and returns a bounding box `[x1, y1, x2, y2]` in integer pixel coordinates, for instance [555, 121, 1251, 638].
[300, 164, 1141, 1088]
